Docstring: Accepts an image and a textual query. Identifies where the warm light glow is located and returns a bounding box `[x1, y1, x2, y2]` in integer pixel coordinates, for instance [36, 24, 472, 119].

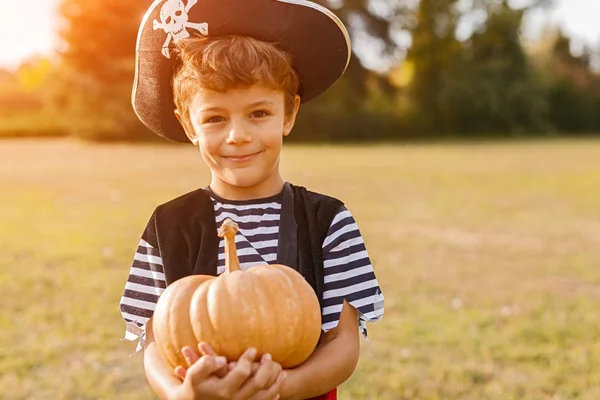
[524, 0, 600, 46]
[0, 0, 58, 69]
[0, 0, 598, 70]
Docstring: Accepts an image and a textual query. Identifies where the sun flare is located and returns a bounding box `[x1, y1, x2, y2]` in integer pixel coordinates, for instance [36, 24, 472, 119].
[0, 1, 58, 68]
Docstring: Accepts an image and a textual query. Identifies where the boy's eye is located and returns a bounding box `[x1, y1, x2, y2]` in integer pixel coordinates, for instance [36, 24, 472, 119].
[205, 116, 225, 124]
[250, 110, 270, 119]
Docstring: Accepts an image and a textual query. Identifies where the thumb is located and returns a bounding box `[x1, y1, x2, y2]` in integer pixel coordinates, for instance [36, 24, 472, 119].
[187, 355, 228, 384]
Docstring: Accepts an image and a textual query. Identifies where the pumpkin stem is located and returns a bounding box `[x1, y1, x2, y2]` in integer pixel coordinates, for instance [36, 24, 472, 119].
[218, 218, 241, 273]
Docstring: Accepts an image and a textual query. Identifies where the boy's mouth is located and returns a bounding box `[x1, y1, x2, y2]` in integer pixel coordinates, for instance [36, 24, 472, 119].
[223, 151, 262, 162]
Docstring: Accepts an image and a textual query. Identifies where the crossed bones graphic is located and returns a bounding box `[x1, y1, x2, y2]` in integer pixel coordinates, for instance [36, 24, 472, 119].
[153, 0, 209, 59]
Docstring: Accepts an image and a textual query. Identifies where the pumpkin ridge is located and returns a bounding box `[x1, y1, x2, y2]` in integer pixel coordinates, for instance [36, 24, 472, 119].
[206, 278, 229, 357]
[153, 275, 213, 372]
[271, 266, 298, 365]
[273, 264, 322, 367]
[246, 271, 267, 355]
[280, 266, 307, 366]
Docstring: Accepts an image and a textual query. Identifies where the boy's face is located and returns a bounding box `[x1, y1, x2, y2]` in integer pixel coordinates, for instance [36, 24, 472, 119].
[183, 84, 300, 191]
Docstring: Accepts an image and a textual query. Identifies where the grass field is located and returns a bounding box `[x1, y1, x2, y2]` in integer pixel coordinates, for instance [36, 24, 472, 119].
[1, 137, 599, 400]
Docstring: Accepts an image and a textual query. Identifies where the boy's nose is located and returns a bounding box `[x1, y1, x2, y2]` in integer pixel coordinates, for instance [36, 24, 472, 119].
[226, 121, 252, 144]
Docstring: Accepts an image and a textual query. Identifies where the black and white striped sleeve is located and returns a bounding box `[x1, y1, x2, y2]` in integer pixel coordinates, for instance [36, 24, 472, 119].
[119, 214, 166, 353]
[321, 206, 385, 340]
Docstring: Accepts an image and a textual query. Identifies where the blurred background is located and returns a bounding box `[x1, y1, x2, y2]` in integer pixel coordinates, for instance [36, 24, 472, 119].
[2, 0, 600, 141]
[1, 1, 600, 399]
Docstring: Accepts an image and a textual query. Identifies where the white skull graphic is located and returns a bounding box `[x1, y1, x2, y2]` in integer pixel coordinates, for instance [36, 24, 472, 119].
[159, 0, 189, 39]
[153, 0, 209, 59]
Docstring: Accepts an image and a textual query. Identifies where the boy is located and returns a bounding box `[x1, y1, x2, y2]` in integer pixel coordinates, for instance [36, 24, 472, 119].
[120, 0, 385, 399]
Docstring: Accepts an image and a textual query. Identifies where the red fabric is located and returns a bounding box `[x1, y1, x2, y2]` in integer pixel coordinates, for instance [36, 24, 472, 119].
[308, 388, 337, 400]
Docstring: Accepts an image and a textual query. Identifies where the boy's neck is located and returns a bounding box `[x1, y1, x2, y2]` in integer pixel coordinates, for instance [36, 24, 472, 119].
[209, 174, 286, 201]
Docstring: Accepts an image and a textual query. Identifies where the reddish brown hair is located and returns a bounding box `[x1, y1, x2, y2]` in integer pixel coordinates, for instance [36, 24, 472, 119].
[172, 35, 300, 133]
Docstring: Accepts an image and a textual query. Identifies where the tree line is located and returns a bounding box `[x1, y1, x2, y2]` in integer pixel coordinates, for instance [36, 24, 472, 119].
[1, 0, 599, 142]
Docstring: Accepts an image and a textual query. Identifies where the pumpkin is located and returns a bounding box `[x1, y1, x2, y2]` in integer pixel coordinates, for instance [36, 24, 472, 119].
[152, 274, 213, 372]
[152, 218, 322, 373]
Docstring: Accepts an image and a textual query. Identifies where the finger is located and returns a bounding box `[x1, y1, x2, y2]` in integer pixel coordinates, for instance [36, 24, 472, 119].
[186, 355, 228, 384]
[228, 361, 237, 372]
[221, 348, 257, 390]
[182, 346, 200, 368]
[250, 372, 286, 400]
[236, 355, 280, 399]
[213, 363, 230, 379]
[261, 354, 281, 388]
[252, 354, 278, 389]
[198, 343, 229, 378]
[265, 372, 286, 400]
[198, 342, 218, 356]
[174, 365, 187, 380]
[252, 362, 260, 375]
[229, 361, 260, 375]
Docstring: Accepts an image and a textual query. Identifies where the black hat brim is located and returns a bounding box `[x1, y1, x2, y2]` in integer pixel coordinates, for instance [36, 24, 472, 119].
[132, 0, 351, 143]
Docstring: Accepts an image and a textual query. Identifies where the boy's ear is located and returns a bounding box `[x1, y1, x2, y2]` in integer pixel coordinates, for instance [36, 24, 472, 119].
[174, 109, 199, 145]
[283, 95, 302, 137]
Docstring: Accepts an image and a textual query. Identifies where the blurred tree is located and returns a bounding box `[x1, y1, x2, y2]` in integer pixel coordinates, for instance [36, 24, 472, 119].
[313, 0, 410, 102]
[403, 0, 461, 134]
[543, 30, 600, 133]
[56, 0, 155, 141]
[0, 57, 58, 112]
[0, 58, 66, 138]
[285, 0, 413, 141]
[401, 0, 563, 136]
[438, 1, 551, 135]
[16, 58, 53, 94]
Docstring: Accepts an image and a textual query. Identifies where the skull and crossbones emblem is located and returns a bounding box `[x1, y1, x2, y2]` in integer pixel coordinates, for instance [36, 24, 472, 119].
[153, 0, 209, 59]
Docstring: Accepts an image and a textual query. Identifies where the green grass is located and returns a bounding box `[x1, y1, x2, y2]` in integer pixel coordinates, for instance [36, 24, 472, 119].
[1, 137, 599, 399]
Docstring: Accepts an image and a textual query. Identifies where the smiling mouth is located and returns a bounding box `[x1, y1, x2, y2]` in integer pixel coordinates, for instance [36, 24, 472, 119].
[223, 151, 262, 162]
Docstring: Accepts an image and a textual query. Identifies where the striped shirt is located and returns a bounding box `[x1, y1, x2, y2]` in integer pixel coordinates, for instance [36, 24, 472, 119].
[120, 188, 385, 352]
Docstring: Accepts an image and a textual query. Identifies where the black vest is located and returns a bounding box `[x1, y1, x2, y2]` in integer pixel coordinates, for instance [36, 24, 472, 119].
[143, 182, 344, 315]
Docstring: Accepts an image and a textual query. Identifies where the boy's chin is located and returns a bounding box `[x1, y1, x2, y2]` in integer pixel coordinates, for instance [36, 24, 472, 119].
[222, 173, 269, 189]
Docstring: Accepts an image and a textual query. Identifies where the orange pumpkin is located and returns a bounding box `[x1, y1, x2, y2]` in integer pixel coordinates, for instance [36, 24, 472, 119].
[152, 218, 322, 372]
[152, 274, 213, 372]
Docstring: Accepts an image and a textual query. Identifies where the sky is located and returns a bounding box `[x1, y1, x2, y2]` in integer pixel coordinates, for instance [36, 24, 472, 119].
[0, 0, 599, 70]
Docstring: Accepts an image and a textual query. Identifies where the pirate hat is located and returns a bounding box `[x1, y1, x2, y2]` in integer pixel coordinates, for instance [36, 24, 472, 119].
[132, 0, 351, 143]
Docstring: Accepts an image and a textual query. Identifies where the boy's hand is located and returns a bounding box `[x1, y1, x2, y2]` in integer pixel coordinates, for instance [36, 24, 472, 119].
[174, 345, 285, 400]
[199, 342, 278, 384]
[175, 345, 230, 379]
[227, 353, 284, 399]
[172, 352, 228, 400]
